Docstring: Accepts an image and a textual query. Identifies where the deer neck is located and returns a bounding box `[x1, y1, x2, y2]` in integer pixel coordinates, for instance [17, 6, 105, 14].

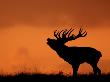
[55, 44, 69, 61]
[55, 43, 67, 53]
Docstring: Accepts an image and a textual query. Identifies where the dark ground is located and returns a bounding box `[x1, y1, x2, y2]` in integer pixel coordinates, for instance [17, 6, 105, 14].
[0, 73, 110, 81]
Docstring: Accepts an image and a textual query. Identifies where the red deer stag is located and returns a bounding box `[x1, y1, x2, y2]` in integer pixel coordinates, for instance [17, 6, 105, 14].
[47, 28, 102, 76]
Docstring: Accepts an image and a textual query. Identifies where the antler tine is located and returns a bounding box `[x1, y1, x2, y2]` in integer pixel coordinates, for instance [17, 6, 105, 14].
[61, 28, 75, 39]
[80, 28, 87, 36]
[82, 31, 87, 37]
[62, 29, 68, 38]
[79, 28, 83, 34]
[67, 28, 75, 37]
[61, 28, 72, 38]
[62, 28, 72, 38]
[58, 30, 64, 38]
[54, 30, 59, 39]
[65, 28, 72, 35]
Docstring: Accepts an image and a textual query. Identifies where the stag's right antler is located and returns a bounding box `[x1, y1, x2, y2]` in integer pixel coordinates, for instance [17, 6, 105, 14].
[54, 28, 87, 42]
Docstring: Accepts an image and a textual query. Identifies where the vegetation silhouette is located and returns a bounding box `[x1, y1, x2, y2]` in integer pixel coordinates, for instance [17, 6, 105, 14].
[0, 73, 110, 81]
[47, 28, 102, 77]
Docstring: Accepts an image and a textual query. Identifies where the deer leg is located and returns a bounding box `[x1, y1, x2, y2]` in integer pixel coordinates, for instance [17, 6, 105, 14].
[91, 64, 97, 75]
[91, 63, 101, 76]
[72, 64, 80, 77]
[96, 66, 101, 75]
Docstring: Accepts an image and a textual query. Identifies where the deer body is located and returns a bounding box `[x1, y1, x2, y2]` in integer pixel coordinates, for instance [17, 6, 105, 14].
[56, 46, 101, 64]
[47, 28, 102, 76]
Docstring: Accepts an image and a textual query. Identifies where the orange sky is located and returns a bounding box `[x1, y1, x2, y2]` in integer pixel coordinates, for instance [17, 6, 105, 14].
[0, 0, 110, 75]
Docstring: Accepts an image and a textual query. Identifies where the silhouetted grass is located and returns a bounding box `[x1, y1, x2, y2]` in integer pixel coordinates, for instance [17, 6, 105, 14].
[0, 73, 110, 81]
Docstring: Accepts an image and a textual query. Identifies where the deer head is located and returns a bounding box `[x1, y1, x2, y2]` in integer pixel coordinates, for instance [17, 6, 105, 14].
[47, 28, 87, 50]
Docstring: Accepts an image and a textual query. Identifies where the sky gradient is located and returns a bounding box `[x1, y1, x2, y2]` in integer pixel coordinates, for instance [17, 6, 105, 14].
[0, 0, 110, 75]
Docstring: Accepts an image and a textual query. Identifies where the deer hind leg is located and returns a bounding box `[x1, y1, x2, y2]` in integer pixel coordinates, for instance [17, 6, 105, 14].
[97, 67, 101, 75]
[90, 63, 101, 76]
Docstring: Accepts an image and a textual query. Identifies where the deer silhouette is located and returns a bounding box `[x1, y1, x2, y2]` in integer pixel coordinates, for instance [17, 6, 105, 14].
[47, 28, 102, 76]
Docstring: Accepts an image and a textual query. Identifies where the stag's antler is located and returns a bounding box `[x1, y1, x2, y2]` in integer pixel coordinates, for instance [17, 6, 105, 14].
[73, 28, 87, 40]
[54, 28, 74, 39]
[54, 28, 87, 42]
